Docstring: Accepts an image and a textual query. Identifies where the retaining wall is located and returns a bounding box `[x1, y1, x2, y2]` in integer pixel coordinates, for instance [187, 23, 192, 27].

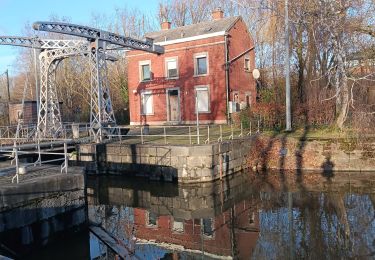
[0, 172, 86, 257]
[78, 136, 256, 183]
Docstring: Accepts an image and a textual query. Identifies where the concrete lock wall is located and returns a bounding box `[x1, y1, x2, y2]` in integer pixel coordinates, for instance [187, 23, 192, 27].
[78, 136, 256, 183]
[0, 173, 86, 255]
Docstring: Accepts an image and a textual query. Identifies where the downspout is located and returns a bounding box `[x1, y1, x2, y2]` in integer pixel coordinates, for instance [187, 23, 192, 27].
[224, 33, 230, 124]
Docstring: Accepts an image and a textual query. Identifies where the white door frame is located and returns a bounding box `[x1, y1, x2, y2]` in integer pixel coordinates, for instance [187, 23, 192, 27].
[166, 87, 181, 123]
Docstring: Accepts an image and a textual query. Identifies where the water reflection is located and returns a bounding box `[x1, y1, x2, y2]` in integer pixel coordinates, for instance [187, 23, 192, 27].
[87, 172, 375, 259]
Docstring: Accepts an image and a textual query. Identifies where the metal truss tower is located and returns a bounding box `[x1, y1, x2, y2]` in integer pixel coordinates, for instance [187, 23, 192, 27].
[1, 22, 164, 142]
[0, 37, 89, 138]
[33, 22, 164, 142]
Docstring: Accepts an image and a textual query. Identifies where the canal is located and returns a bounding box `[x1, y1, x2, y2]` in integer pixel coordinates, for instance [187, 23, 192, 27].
[4, 170, 375, 259]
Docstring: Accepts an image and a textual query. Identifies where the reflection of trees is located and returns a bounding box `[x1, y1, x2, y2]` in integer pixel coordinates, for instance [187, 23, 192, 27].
[252, 191, 375, 259]
[89, 205, 136, 256]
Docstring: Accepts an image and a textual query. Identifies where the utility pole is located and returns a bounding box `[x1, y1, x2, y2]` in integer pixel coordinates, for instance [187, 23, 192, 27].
[285, 0, 292, 131]
[5, 69, 10, 101]
[5, 69, 11, 125]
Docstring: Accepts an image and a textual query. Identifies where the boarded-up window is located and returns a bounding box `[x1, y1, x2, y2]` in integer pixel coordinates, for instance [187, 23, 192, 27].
[141, 91, 153, 115]
[196, 86, 209, 113]
[172, 219, 184, 233]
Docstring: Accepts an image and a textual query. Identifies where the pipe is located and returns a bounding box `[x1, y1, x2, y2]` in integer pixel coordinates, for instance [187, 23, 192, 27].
[224, 34, 230, 124]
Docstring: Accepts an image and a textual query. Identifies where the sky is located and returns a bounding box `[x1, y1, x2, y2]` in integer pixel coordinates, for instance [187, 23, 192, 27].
[0, 0, 159, 75]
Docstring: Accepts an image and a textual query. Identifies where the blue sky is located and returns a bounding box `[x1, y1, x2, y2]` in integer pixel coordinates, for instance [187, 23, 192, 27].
[0, 0, 159, 74]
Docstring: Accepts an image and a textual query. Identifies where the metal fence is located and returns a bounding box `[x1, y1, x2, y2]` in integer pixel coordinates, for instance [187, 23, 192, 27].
[104, 120, 261, 145]
[0, 140, 74, 184]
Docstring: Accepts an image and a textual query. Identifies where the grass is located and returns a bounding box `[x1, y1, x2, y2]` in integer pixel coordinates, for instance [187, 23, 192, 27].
[114, 124, 374, 146]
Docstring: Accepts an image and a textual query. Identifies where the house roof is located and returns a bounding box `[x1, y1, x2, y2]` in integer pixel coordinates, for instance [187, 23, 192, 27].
[145, 16, 240, 43]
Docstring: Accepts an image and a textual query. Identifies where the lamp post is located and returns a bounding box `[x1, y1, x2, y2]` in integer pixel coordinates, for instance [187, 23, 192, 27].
[285, 0, 292, 131]
[5, 69, 11, 125]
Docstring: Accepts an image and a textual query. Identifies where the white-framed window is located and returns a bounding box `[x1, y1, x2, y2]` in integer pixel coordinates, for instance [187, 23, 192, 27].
[141, 90, 153, 115]
[17, 110, 23, 119]
[146, 211, 157, 227]
[139, 60, 151, 82]
[233, 91, 239, 103]
[245, 92, 252, 108]
[201, 218, 214, 238]
[165, 57, 178, 79]
[194, 53, 208, 76]
[172, 219, 184, 233]
[244, 56, 251, 71]
[195, 86, 210, 113]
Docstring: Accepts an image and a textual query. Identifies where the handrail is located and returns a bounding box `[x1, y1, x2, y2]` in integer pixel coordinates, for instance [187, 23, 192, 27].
[0, 139, 72, 184]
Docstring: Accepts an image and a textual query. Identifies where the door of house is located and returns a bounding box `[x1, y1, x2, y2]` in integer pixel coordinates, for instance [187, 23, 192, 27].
[167, 89, 180, 122]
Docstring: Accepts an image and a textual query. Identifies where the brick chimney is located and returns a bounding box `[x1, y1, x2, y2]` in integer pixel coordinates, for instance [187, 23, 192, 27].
[212, 7, 224, 20]
[161, 20, 171, 30]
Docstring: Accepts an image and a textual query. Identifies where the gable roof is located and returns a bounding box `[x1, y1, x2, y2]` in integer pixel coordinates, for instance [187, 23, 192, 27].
[145, 16, 240, 43]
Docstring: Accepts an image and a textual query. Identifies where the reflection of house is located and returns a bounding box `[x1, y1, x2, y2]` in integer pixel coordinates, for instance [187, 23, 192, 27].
[134, 200, 260, 259]
[9, 101, 38, 125]
[127, 8, 256, 125]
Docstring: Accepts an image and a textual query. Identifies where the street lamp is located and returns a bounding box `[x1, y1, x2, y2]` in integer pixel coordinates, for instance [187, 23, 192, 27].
[285, 0, 292, 131]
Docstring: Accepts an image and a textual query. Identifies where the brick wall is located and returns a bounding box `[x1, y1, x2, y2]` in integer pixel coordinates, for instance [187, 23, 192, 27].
[9, 102, 37, 125]
[227, 18, 256, 108]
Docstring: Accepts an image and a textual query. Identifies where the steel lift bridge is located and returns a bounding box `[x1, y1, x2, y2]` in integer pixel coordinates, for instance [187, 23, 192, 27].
[0, 22, 164, 142]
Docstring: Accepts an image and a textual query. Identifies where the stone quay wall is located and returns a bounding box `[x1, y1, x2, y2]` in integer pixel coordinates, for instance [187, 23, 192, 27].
[0, 173, 86, 256]
[78, 136, 256, 183]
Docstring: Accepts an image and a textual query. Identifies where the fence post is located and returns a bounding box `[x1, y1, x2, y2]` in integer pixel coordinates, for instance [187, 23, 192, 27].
[250, 121, 252, 136]
[141, 126, 144, 144]
[239, 122, 243, 137]
[189, 126, 192, 145]
[64, 142, 68, 174]
[257, 119, 260, 133]
[230, 124, 234, 140]
[205, 125, 210, 144]
[164, 126, 167, 144]
[197, 126, 200, 145]
[118, 127, 122, 144]
[12, 149, 19, 184]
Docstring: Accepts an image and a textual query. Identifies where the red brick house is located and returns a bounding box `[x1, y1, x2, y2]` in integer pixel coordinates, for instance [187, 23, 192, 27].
[127, 9, 256, 125]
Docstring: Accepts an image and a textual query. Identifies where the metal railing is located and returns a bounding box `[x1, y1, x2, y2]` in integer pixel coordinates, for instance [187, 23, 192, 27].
[0, 139, 74, 184]
[103, 120, 261, 145]
[0, 122, 91, 146]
